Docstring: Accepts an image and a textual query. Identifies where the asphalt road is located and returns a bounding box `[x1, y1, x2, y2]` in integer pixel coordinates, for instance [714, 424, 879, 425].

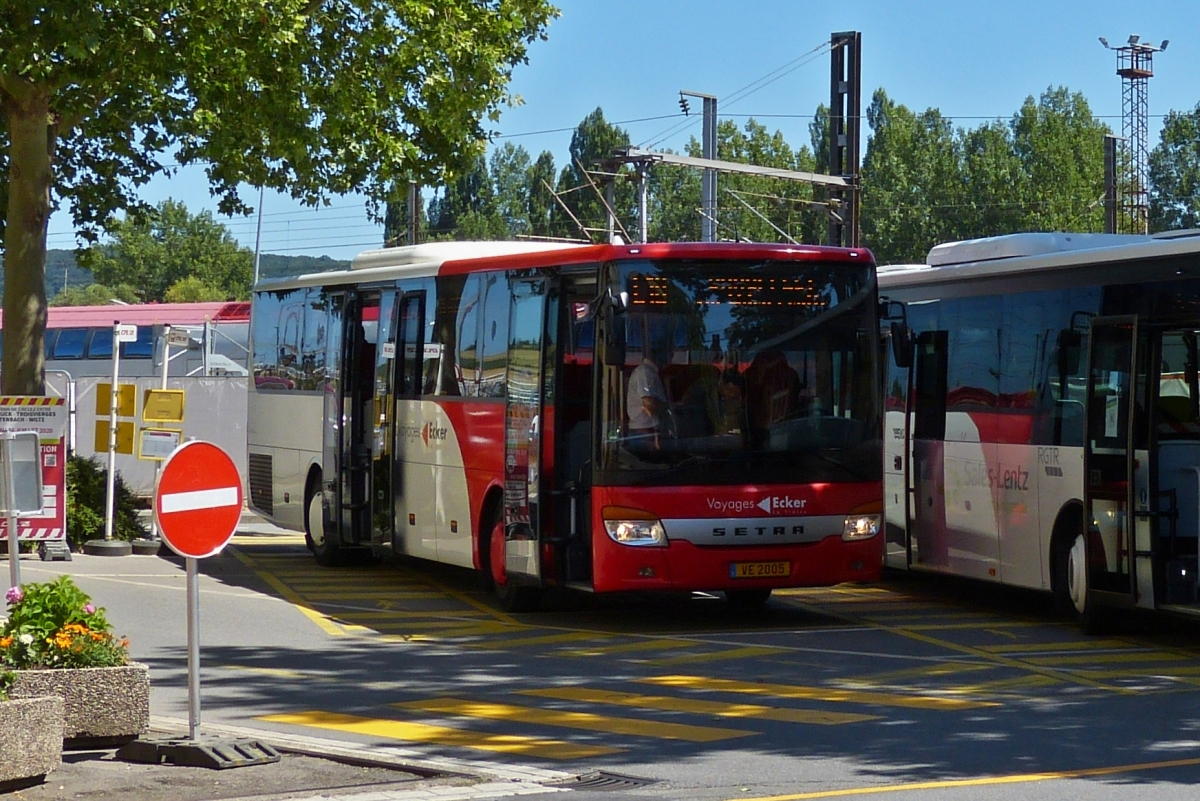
[8, 522, 1200, 801]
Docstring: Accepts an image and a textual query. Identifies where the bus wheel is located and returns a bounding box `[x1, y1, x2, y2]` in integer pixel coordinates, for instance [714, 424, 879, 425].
[725, 589, 772, 610]
[307, 482, 340, 567]
[489, 520, 540, 613]
[1059, 530, 1105, 634]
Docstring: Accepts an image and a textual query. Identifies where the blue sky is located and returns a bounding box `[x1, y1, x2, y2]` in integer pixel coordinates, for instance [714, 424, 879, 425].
[44, 0, 1200, 262]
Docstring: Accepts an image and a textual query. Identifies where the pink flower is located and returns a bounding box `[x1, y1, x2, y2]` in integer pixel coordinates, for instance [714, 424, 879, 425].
[5, 586, 22, 605]
[83, 603, 96, 614]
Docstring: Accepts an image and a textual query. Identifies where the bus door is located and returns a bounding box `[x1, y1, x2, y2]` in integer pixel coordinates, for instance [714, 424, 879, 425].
[908, 330, 948, 569]
[556, 273, 598, 586]
[333, 290, 380, 547]
[502, 278, 551, 585]
[1083, 316, 1151, 610]
[370, 290, 401, 548]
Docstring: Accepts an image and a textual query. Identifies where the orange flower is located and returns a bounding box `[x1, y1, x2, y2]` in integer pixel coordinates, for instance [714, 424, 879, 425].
[0, 636, 11, 648]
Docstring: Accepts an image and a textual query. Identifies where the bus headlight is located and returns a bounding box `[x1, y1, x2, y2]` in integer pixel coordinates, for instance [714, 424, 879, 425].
[842, 514, 881, 541]
[603, 506, 667, 547]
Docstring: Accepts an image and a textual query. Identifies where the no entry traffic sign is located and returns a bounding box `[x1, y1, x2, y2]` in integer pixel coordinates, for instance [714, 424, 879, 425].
[154, 440, 243, 558]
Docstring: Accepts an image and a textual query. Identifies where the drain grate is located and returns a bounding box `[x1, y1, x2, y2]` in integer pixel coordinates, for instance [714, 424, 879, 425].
[545, 770, 659, 791]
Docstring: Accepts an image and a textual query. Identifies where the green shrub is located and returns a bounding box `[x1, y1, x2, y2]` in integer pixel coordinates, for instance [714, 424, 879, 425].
[66, 455, 147, 550]
[1, 578, 130, 669]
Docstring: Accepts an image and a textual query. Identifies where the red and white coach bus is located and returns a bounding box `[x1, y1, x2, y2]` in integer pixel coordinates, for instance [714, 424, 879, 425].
[880, 231, 1200, 631]
[248, 241, 883, 610]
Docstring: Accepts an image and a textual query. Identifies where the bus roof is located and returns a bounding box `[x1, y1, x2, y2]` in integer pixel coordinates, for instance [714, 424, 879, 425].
[256, 240, 876, 292]
[879, 230, 1200, 290]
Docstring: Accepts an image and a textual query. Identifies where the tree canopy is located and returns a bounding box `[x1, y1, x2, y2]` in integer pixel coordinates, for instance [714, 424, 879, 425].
[77, 199, 253, 302]
[0, 0, 557, 393]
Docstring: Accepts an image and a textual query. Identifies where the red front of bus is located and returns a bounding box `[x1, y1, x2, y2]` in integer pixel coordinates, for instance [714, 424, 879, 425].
[589, 484, 881, 593]
[576, 247, 883, 595]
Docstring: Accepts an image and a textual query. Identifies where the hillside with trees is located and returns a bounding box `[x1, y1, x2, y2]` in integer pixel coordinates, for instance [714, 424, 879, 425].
[396, 86, 1200, 267]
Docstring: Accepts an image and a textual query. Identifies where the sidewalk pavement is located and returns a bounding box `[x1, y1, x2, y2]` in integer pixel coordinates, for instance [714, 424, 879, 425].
[10, 717, 570, 801]
[7, 514, 573, 801]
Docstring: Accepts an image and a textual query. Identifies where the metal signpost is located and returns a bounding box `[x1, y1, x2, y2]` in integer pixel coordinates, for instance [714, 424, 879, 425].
[117, 440, 278, 768]
[0, 431, 43, 588]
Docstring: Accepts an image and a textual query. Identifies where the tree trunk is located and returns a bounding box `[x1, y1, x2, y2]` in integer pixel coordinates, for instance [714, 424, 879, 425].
[1, 82, 51, 396]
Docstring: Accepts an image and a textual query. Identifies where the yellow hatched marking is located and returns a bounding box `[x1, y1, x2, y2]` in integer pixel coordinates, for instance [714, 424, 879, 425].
[464, 632, 609, 650]
[640, 675, 995, 710]
[520, 687, 879, 725]
[557, 638, 692, 657]
[382, 622, 516, 638]
[897, 621, 1040, 631]
[301, 591, 443, 601]
[848, 662, 992, 684]
[370, 619, 508, 632]
[647, 646, 789, 666]
[977, 639, 1131, 654]
[394, 697, 754, 742]
[1023, 651, 1187, 667]
[954, 674, 1062, 692]
[258, 711, 617, 759]
[1069, 664, 1200, 678]
[326, 618, 489, 623]
[230, 534, 308, 546]
[228, 548, 345, 637]
[730, 755, 1200, 801]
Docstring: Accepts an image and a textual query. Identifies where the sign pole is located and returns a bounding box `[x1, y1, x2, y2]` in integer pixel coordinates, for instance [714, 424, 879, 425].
[104, 322, 122, 541]
[149, 326, 172, 542]
[186, 556, 201, 740]
[3, 436, 20, 588]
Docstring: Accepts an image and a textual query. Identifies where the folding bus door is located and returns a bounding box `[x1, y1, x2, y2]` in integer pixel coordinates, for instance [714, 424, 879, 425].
[502, 278, 551, 586]
[1083, 316, 1151, 612]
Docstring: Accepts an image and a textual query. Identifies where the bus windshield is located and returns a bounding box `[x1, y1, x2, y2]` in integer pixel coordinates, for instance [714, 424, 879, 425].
[597, 258, 880, 486]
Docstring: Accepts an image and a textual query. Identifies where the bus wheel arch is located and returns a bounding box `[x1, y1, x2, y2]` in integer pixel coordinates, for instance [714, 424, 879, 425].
[478, 490, 540, 612]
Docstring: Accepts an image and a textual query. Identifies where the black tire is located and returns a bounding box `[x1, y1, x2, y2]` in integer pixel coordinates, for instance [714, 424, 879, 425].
[725, 588, 773, 610]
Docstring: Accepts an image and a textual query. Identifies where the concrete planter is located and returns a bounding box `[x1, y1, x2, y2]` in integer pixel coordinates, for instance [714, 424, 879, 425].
[9, 663, 149, 746]
[0, 696, 64, 789]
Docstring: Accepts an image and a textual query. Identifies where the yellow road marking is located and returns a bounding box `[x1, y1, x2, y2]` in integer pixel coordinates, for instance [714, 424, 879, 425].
[647, 646, 788, 666]
[301, 591, 443, 601]
[976, 639, 1131, 653]
[729, 754, 1200, 800]
[464, 632, 608, 649]
[320, 610, 489, 620]
[829, 613, 1127, 694]
[394, 697, 755, 742]
[520, 687, 879, 725]
[557, 638, 692, 657]
[1070, 664, 1200, 678]
[848, 662, 990, 683]
[258, 711, 618, 759]
[228, 548, 345, 637]
[640, 675, 995, 710]
[952, 674, 1061, 692]
[894, 621, 1039, 631]
[1023, 651, 1186, 666]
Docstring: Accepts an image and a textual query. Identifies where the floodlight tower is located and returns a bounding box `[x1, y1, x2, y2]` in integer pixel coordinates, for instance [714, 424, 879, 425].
[680, 90, 718, 241]
[1100, 34, 1167, 234]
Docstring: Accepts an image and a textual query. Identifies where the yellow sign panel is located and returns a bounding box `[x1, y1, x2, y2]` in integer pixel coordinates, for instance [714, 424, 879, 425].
[142, 389, 185, 423]
[96, 383, 137, 418]
[94, 420, 135, 455]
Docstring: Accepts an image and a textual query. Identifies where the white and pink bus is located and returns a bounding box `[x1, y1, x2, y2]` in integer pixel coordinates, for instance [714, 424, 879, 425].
[881, 231, 1200, 630]
[247, 241, 883, 610]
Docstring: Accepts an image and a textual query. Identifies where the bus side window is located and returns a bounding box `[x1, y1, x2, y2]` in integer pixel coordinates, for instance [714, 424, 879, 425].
[52, 328, 88, 360]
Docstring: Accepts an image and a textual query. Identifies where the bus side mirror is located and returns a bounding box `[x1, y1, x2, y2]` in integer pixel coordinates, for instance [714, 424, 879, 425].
[890, 322, 912, 369]
[602, 308, 626, 366]
[1058, 329, 1082, 376]
[600, 288, 627, 367]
